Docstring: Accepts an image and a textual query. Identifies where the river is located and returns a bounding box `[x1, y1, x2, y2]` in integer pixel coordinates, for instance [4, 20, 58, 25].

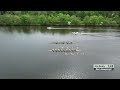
[0, 26, 120, 79]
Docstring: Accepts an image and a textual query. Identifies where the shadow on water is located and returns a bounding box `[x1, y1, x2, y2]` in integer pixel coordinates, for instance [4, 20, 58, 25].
[0, 26, 120, 35]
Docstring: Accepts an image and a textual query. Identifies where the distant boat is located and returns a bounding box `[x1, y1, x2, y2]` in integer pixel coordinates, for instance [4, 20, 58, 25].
[47, 27, 83, 30]
[72, 32, 79, 35]
[47, 27, 52, 29]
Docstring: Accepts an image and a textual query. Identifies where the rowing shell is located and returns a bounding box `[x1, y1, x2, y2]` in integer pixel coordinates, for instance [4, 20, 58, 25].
[48, 49, 80, 52]
[49, 42, 73, 44]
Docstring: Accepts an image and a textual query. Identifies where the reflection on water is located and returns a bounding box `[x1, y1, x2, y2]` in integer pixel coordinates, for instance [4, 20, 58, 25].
[1, 26, 120, 34]
[0, 26, 120, 79]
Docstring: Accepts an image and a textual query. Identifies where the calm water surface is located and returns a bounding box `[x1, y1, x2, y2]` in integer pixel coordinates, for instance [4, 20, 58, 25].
[0, 26, 120, 79]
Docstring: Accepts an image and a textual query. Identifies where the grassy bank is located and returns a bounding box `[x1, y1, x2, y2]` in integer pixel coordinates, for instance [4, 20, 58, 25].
[0, 14, 120, 26]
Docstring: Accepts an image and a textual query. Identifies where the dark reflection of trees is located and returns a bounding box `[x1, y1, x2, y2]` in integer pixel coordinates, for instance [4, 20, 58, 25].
[84, 29, 107, 33]
[0, 26, 33, 34]
[0, 26, 120, 35]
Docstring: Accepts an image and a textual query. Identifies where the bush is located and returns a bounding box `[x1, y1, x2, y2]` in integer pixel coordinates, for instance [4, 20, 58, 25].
[83, 15, 105, 25]
[0, 15, 21, 25]
[20, 15, 32, 24]
[36, 15, 47, 25]
[0, 15, 8, 25]
[56, 13, 71, 25]
[47, 15, 59, 25]
[113, 15, 120, 25]
[89, 15, 104, 25]
[70, 15, 82, 25]
[9, 15, 21, 25]
[83, 16, 90, 25]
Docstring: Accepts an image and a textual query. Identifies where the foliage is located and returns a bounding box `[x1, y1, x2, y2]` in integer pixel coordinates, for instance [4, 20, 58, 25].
[0, 11, 120, 26]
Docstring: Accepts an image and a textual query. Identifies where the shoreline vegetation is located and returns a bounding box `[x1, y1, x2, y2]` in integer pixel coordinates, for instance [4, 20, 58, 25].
[0, 11, 120, 26]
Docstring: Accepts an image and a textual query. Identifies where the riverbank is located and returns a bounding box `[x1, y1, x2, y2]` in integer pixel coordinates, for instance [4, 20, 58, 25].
[0, 14, 120, 26]
[0, 24, 119, 27]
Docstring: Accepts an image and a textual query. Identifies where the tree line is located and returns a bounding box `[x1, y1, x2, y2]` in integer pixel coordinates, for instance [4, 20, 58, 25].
[0, 11, 120, 26]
